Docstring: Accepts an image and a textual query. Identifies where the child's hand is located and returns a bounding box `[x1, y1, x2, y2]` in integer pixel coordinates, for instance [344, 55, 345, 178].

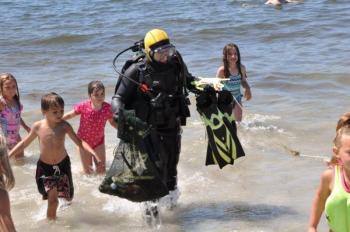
[94, 154, 102, 163]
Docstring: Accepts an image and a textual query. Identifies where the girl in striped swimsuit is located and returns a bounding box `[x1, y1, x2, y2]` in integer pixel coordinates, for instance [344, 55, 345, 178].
[216, 43, 252, 122]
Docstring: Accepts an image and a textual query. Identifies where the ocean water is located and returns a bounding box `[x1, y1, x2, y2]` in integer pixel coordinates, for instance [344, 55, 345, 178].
[1, 0, 350, 231]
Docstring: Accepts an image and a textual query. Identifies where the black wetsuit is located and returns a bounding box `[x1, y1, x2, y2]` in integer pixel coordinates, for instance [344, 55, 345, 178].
[112, 52, 197, 191]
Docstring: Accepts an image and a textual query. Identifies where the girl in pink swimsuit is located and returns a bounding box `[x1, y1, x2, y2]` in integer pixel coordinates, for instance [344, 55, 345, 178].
[0, 135, 16, 231]
[63, 81, 117, 174]
[0, 73, 30, 159]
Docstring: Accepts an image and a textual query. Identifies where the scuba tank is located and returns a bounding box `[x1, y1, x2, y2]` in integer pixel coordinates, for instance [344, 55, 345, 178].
[113, 40, 151, 94]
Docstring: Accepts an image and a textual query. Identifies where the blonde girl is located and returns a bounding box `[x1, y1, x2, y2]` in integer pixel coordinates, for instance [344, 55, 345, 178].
[308, 112, 350, 232]
[0, 135, 16, 231]
[0, 73, 30, 159]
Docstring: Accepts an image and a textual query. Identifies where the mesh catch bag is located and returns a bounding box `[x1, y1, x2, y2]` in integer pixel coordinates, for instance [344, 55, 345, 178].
[99, 109, 168, 202]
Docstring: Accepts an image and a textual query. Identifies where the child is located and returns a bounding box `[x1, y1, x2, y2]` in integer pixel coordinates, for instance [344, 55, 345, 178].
[0, 135, 16, 231]
[216, 43, 252, 122]
[308, 112, 350, 232]
[63, 81, 116, 175]
[0, 73, 30, 159]
[9, 92, 99, 220]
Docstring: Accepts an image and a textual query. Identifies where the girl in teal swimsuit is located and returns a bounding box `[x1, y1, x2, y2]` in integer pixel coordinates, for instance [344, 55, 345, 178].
[308, 112, 350, 232]
[216, 43, 252, 122]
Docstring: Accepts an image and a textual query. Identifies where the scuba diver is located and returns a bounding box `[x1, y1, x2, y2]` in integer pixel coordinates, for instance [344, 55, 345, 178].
[108, 28, 200, 220]
[100, 28, 246, 227]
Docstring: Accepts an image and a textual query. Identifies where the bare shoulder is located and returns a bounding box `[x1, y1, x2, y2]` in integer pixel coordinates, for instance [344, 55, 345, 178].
[321, 167, 334, 185]
[218, 65, 224, 71]
[32, 120, 44, 131]
[61, 120, 73, 132]
[216, 66, 225, 78]
[63, 120, 72, 127]
[217, 65, 224, 72]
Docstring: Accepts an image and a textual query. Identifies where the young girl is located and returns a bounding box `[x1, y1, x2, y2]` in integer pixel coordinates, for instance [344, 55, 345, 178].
[63, 81, 116, 175]
[0, 135, 16, 231]
[308, 112, 350, 232]
[0, 73, 30, 159]
[216, 43, 252, 122]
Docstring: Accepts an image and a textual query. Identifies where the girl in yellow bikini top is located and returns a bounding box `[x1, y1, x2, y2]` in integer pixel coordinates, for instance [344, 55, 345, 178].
[308, 112, 350, 232]
[325, 165, 350, 232]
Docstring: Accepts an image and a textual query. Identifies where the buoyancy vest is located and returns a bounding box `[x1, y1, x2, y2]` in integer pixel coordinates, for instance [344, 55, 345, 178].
[127, 57, 190, 129]
[325, 165, 350, 232]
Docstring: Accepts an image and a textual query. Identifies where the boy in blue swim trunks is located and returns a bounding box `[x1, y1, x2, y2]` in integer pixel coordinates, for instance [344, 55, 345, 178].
[9, 92, 99, 220]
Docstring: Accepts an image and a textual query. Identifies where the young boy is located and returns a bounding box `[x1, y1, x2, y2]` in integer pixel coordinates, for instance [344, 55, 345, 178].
[9, 92, 100, 220]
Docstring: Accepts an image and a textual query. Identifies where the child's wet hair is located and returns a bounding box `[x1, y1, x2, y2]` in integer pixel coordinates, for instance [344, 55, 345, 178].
[41, 92, 64, 112]
[333, 112, 350, 149]
[0, 73, 21, 107]
[88, 81, 105, 96]
[336, 112, 350, 131]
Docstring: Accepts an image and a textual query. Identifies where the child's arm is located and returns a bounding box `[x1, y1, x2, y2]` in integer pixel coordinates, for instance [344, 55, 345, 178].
[241, 65, 252, 101]
[308, 169, 332, 232]
[64, 122, 101, 162]
[108, 118, 117, 129]
[9, 122, 38, 158]
[0, 100, 5, 111]
[62, 110, 77, 121]
[216, 66, 225, 78]
[0, 190, 16, 232]
[20, 118, 30, 133]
